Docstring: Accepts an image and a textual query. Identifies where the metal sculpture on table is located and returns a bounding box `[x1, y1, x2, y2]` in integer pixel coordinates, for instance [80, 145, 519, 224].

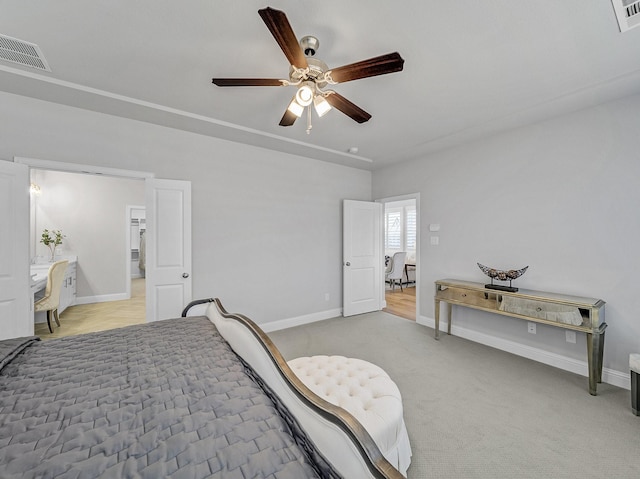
[477, 263, 528, 292]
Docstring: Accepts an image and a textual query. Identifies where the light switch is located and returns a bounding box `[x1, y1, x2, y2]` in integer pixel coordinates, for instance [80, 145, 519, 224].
[429, 224, 440, 232]
[430, 236, 439, 245]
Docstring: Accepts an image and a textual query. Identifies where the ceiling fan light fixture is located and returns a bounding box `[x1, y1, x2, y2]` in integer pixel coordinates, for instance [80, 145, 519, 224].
[295, 83, 314, 106]
[313, 95, 332, 117]
[287, 98, 304, 118]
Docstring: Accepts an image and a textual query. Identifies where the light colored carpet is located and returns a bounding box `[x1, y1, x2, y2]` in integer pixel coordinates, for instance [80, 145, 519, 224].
[268, 311, 640, 479]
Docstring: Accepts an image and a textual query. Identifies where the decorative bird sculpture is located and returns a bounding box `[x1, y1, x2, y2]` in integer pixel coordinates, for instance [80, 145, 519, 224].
[477, 263, 528, 292]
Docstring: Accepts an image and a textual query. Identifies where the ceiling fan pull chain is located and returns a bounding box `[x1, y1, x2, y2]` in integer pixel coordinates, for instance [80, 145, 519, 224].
[306, 105, 313, 134]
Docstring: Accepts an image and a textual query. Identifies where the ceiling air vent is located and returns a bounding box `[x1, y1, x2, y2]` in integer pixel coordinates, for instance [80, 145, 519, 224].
[612, 0, 640, 32]
[0, 34, 51, 71]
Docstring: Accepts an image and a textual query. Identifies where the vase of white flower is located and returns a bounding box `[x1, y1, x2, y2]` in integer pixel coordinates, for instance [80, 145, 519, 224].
[40, 229, 65, 262]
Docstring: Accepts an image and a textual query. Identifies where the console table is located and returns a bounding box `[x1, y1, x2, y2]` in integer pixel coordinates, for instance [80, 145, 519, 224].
[434, 279, 606, 395]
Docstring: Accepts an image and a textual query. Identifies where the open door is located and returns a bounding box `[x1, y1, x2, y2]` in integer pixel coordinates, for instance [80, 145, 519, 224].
[145, 178, 192, 322]
[343, 200, 383, 316]
[0, 161, 30, 339]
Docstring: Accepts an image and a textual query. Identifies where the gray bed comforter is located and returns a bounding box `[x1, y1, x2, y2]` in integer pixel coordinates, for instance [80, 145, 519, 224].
[0, 317, 341, 478]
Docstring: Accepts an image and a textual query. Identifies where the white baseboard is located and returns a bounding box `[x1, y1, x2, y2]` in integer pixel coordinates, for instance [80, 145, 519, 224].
[261, 308, 343, 333]
[75, 293, 129, 305]
[418, 314, 630, 391]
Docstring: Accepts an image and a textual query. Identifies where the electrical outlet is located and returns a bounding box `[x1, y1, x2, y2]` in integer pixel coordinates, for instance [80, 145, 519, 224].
[324, 293, 330, 301]
[527, 322, 536, 334]
[566, 330, 576, 343]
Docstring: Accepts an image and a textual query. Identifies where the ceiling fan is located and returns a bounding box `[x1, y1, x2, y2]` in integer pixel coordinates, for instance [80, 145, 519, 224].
[212, 7, 404, 133]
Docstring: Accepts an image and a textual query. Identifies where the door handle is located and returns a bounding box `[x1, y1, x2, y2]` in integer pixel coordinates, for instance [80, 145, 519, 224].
[345, 262, 351, 266]
[182, 273, 189, 278]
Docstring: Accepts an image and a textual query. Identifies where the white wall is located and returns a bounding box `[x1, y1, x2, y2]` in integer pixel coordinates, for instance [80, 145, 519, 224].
[32, 170, 144, 300]
[373, 94, 640, 376]
[0, 91, 371, 325]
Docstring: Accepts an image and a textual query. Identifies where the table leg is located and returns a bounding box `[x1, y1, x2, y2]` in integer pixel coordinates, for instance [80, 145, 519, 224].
[586, 333, 596, 395]
[597, 328, 605, 383]
[447, 303, 452, 335]
[632, 371, 639, 416]
[586, 329, 605, 396]
[434, 299, 440, 340]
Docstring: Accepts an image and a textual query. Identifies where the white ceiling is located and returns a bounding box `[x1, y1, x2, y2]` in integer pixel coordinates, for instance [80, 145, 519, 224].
[1, 0, 639, 170]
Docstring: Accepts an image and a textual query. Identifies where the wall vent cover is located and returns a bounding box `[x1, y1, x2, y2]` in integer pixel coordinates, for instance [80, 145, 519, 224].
[0, 34, 51, 71]
[612, 0, 640, 32]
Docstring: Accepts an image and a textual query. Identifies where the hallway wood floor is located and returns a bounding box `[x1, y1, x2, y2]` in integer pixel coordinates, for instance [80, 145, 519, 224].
[35, 278, 146, 340]
[34, 278, 417, 339]
[383, 285, 416, 321]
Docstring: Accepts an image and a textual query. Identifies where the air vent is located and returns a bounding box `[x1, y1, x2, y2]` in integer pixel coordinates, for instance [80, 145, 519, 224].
[612, 0, 640, 32]
[0, 34, 51, 71]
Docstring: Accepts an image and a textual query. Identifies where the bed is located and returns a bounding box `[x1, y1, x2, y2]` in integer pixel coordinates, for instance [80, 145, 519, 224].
[0, 298, 404, 478]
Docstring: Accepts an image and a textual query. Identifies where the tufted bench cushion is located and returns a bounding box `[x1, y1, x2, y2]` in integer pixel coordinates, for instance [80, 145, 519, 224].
[288, 355, 412, 476]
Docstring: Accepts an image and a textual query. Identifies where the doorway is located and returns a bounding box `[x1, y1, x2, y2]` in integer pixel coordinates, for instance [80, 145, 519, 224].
[12, 157, 191, 337]
[379, 195, 419, 321]
[30, 168, 146, 337]
[127, 204, 146, 289]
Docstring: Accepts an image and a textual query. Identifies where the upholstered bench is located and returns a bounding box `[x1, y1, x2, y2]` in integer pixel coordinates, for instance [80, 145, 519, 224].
[288, 355, 412, 476]
[631, 353, 640, 415]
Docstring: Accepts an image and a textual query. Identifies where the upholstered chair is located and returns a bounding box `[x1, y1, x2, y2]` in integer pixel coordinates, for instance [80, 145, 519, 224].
[385, 252, 407, 292]
[34, 260, 69, 333]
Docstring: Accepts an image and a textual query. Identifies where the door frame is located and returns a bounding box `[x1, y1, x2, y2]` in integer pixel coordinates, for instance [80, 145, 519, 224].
[376, 192, 420, 319]
[15, 156, 155, 314]
[126, 205, 146, 298]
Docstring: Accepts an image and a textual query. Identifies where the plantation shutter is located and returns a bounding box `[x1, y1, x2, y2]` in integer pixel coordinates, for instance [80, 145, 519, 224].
[406, 207, 416, 250]
[385, 209, 402, 249]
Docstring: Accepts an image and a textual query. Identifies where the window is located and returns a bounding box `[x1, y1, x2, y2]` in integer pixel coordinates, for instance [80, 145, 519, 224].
[405, 207, 416, 250]
[385, 209, 402, 249]
[384, 204, 416, 252]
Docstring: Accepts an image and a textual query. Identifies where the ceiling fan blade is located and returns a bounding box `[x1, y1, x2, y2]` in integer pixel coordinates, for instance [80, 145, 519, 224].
[279, 108, 298, 127]
[212, 78, 285, 87]
[328, 52, 404, 83]
[258, 7, 308, 70]
[325, 92, 372, 123]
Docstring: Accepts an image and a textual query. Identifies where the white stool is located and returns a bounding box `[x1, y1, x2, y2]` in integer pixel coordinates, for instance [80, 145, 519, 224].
[288, 355, 412, 476]
[630, 353, 640, 416]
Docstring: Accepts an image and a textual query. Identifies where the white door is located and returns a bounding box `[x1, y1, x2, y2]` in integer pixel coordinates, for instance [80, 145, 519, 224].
[145, 179, 192, 322]
[0, 161, 30, 339]
[343, 200, 383, 316]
